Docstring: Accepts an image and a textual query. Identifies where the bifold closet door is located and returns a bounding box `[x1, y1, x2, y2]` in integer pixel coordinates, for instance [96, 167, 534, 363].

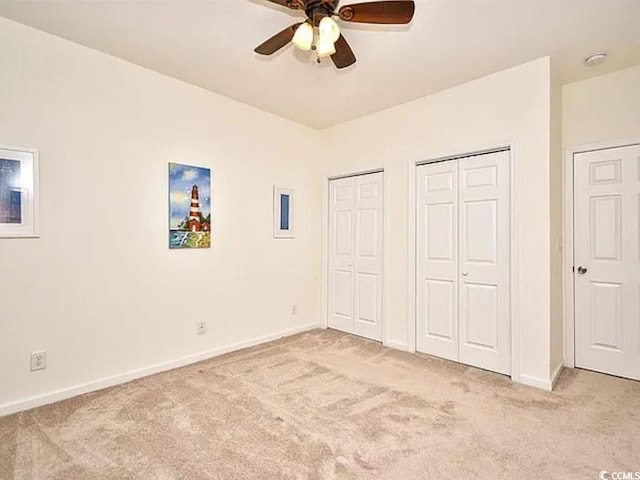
[416, 160, 459, 361]
[328, 173, 384, 341]
[417, 151, 511, 375]
[458, 151, 511, 375]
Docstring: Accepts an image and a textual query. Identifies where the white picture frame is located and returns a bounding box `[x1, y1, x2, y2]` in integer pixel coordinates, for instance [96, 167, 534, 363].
[0, 145, 39, 238]
[273, 186, 294, 238]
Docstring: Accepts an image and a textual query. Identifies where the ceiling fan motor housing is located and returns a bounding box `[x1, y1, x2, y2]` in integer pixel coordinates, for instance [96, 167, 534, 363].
[304, 0, 339, 25]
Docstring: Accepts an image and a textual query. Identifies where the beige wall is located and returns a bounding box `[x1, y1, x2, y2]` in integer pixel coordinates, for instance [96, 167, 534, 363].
[550, 63, 564, 378]
[322, 58, 555, 388]
[561, 64, 640, 372]
[563, 65, 640, 148]
[0, 18, 322, 413]
[5, 14, 630, 410]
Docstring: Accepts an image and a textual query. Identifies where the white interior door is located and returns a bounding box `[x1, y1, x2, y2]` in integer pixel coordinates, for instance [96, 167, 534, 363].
[417, 151, 511, 375]
[574, 144, 640, 380]
[328, 173, 384, 341]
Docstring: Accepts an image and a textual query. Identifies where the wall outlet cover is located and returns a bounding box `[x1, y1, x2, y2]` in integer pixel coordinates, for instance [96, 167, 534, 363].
[197, 322, 207, 335]
[30, 351, 46, 372]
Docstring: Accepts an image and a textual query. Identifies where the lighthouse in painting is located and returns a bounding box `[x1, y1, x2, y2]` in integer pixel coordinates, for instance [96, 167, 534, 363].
[188, 185, 202, 232]
[169, 163, 211, 249]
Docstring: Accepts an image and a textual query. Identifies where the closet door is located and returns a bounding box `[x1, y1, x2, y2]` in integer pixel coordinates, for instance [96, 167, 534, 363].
[328, 173, 384, 341]
[416, 151, 511, 375]
[328, 176, 356, 335]
[353, 173, 384, 341]
[458, 151, 511, 375]
[416, 161, 459, 360]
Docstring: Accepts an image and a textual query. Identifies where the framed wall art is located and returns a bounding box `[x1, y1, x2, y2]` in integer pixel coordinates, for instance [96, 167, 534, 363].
[0, 145, 39, 238]
[273, 187, 294, 239]
[169, 163, 211, 249]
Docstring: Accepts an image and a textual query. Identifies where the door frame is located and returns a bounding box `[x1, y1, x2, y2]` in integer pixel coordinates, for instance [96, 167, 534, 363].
[563, 137, 640, 369]
[407, 142, 520, 381]
[321, 168, 387, 343]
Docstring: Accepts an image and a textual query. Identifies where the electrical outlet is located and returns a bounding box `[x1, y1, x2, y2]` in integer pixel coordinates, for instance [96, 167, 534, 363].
[30, 351, 46, 372]
[197, 322, 207, 335]
[291, 304, 298, 315]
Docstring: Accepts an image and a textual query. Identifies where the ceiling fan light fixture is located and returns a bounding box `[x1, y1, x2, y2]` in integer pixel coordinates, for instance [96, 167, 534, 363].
[319, 16, 340, 43]
[292, 22, 314, 51]
[255, 0, 416, 68]
[316, 37, 336, 58]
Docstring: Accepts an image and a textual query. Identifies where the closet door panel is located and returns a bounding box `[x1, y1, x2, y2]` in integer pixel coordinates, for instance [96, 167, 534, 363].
[329, 177, 356, 334]
[458, 151, 511, 375]
[354, 173, 384, 341]
[416, 161, 459, 360]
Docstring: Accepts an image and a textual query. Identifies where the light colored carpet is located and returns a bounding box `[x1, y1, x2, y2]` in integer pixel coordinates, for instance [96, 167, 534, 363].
[1, 329, 638, 479]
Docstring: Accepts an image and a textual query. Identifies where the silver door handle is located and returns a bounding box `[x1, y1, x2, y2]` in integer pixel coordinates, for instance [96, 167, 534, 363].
[462, 272, 468, 277]
[577, 266, 588, 275]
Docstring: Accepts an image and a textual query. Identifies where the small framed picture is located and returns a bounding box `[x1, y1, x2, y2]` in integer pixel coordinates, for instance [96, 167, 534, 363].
[0, 145, 39, 238]
[273, 186, 294, 238]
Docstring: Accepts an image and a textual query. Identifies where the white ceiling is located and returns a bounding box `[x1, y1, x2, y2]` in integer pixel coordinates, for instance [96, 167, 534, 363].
[1, 0, 639, 129]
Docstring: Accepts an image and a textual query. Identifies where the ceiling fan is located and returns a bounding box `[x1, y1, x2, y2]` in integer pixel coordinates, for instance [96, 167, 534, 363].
[254, 0, 415, 69]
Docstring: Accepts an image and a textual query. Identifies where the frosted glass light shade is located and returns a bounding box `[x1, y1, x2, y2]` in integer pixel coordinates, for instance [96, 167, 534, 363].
[292, 22, 314, 51]
[316, 37, 336, 58]
[319, 16, 340, 43]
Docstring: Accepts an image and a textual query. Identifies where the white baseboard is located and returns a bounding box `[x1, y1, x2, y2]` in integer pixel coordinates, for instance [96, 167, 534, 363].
[384, 340, 409, 352]
[551, 362, 564, 389]
[520, 363, 564, 391]
[518, 373, 553, 391]
[0, 323, 319, 418]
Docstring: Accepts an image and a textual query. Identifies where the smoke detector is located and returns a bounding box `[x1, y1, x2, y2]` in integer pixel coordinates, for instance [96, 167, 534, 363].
[584, 53, 607, 67]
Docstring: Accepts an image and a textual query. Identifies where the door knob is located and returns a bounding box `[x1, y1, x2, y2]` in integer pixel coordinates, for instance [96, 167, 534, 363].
[577, 266, 588, 274]
[462, 271, 468, 277]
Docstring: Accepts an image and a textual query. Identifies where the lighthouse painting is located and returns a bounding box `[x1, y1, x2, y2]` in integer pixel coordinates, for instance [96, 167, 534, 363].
[169, 163, 211, 249]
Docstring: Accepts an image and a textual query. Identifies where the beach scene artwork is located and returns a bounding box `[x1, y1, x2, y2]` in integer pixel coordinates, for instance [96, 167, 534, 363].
[169, 163, 211, 249]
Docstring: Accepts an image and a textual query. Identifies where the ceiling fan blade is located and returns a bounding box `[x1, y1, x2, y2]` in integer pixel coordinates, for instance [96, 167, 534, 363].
[331, 34, 357, 69]
[263, 0, 304, 10]
[254, 23, 303, 55]
[338, 1, 415, 24]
